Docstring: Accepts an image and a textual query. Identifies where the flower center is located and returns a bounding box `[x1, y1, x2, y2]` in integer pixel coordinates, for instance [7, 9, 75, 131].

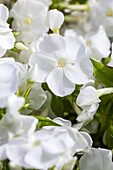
[106, 10, 113, 17]
[86, 40, 92, 47]
[33, 141, 40, 147]
[24, 16, 32, 25]
[57, 58, 66, 68]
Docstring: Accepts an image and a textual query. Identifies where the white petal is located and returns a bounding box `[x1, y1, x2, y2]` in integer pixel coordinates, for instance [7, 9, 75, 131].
[28, 82, 47, 110]
[0, 47, 6, 58]
[0, 31, 15, 50]
[64, 58, 93, 84]
[64, 36, 87, 62]
[39, 34, 66, 53]
[29, 52, 56, 83]
[0, 63, 19, 99]
[46, 9, 64, 30]
[47, 68, 75, 97]
[0, 4, 9, 22]
[76, 86, 99, 107]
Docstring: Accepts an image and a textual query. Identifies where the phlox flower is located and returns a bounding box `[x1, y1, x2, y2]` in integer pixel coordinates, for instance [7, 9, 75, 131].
[0, 95, 38, 161]
[10, 0, 48, 42]
[5, 117, 92, 170]
[65, 26, 110, 61]
[89, 0, 113, 37]
[29, 34, 93, 97]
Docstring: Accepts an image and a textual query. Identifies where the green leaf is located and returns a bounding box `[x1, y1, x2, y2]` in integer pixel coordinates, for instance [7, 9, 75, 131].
[106, 126, 113, 148]
[32, 116, 61, 128]
[91, 59, 113, 87]
[51, 95, 64, 117]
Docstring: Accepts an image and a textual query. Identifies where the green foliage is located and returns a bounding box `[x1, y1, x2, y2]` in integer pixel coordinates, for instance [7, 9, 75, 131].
[93, 93, 113, 148]
[91, 59, 113, 87]
[51, 85, 81, 121]
[106, 126, 113, 148]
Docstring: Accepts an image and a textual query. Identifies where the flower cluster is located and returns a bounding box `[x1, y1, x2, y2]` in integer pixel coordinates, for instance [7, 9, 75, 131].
[0, 0, 113, 169]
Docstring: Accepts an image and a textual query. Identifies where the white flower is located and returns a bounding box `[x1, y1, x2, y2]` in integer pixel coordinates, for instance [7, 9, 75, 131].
[79, 148, 113, 170]
[44, 117, 92, 169]
[29, 34, 93, 97]
[76, 86, 101, 122]
[0, 4, 15, 57]
[10, 0, 48, 42]
[65, 26, 110, 61]
[6, 128, 65, 169]
[89, 0, 113, 37]
[83, 26, 110, 61]
[4, 117, 92, 170]
[46, 9, 64, 31]
[0, 95, 38, 161]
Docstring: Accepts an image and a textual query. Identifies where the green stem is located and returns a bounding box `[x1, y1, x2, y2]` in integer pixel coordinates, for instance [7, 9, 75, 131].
[53, 3, 90, 11]
[97, 88, 113, 97]
[23, 80, 34, 100]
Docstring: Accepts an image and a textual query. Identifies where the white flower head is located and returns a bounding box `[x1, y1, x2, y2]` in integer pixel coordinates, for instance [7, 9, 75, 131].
[46, 9, 64, 31]
[10, 0, 48, 42]
[29, 34, 93, 97]
[89, 0, 113, 37]
[84, 26, 110, 61]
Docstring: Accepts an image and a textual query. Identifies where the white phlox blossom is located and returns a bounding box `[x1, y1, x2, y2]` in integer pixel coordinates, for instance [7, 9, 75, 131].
[46, 9, 64, 31]
[79, 148, 113, 170]
[89, 0, 113, 37]
[82, 26, 110, 61]
[76, 86, 101, 123]
[1, 117, 92, 170]
[0, 4, 15, 57]
[43, 117, 93, 169]
[29, 34, 93, 97]
[0, 95, 38, 161]
[65, 26, 110, 61]
[10, 0, 48, 42]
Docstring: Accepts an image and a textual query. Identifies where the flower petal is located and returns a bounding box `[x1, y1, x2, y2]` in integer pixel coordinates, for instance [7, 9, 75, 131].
[47, 68, 75, 97]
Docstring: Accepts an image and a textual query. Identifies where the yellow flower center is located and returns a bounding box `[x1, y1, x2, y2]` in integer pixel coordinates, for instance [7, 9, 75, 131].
[24, 16, 32, 25]
[57, 58, 66, 68]
[86, 40, 92, 47]
[106, 10, 113, 17]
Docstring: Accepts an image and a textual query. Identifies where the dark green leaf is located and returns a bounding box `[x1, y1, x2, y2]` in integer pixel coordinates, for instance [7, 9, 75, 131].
[91, 59, 113, 87]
